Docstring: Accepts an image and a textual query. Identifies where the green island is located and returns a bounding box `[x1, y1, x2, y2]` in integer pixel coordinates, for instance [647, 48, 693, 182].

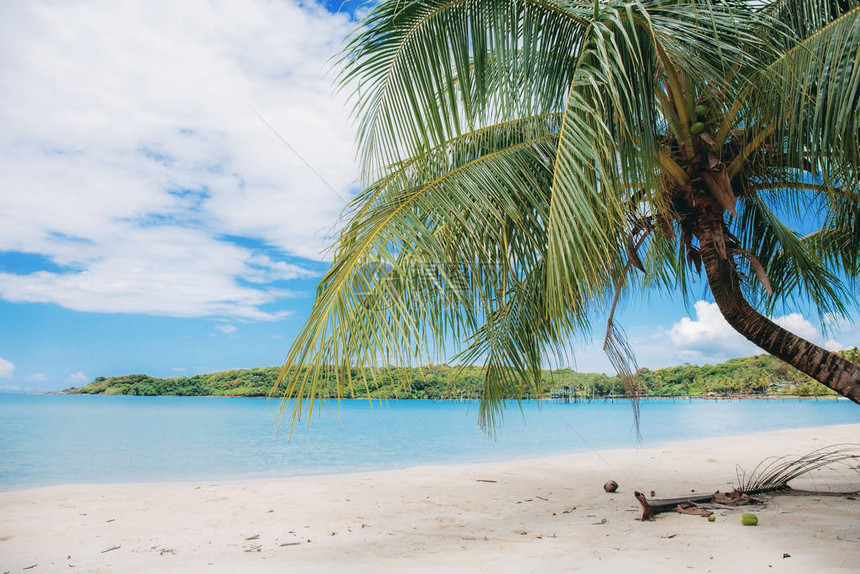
[65, 348, 859, 400]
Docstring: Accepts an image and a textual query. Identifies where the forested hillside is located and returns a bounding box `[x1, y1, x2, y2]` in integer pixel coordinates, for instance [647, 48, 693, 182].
[66, 349, 859, 399]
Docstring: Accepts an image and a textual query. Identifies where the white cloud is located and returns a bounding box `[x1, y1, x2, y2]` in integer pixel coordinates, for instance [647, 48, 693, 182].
[0, 357, 15, 378]
[668, 301, 843, 364]
[564, 301, 858, 374]
[215, 324, 238, 335]
[822, 312, 859, 343]
[824, 340, 844, 352]
[0, 227, 294, 319]
[669, 301, 757, 363]
[0, 1, 357, 319]
[25, 373, 46, 382]
[67, 371, 89, 385]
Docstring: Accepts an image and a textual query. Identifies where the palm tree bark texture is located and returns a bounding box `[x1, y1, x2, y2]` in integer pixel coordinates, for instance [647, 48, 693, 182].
[698, 215, 860, 404]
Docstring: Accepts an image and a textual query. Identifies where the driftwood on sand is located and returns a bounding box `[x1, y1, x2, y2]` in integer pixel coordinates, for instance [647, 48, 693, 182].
[634, 444, 860, 521]
[634, 489, 756, 521]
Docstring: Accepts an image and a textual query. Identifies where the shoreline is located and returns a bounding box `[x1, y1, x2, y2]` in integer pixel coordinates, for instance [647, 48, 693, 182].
[30, 390, 850, 400]
[1, 416, 857, 495]
[2, 424, 858, 573]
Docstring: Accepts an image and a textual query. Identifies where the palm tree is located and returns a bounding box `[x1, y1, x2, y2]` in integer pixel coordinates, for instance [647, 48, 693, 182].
[274, 0, 860, 429]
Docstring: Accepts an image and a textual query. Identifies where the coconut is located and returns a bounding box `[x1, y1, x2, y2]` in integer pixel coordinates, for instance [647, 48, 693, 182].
[690, 122, 705, 135]
[603, 480, 618, 493]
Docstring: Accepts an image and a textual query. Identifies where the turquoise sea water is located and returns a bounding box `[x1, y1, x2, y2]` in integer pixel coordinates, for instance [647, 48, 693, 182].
[0, 394, 858, 491]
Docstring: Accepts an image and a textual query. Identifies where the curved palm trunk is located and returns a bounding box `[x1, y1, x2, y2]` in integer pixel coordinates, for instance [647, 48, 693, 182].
[698, 219, 860, 404]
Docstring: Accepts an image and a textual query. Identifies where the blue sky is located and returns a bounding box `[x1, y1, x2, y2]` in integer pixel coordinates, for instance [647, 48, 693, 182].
[0, 0, 857, 392]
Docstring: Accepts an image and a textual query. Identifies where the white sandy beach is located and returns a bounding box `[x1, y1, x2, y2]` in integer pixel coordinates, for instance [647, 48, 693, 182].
[1, 423, 858, 573]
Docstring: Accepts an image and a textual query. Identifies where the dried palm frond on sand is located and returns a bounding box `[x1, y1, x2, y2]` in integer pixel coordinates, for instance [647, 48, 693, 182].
[737, 443, 860, 495]
[635, 444, 860, 521]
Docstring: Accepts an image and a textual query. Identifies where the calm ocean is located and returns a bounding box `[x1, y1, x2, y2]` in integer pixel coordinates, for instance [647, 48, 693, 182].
[1, 394, 858, 491]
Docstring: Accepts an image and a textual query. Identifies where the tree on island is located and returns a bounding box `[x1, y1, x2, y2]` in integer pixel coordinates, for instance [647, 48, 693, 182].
[274, 0, 860, 428]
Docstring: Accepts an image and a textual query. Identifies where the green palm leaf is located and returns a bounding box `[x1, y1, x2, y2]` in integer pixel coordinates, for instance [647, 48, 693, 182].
[276, 0, 860, 431]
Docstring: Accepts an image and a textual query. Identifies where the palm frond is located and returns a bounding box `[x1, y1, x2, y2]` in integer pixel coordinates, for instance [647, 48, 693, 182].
[737, 443, 860, 495]
[546, 0, 766, 318]
[454, 257, 574, 430]
[747, 7, 860, 176]
[273, 116, 571, 432]
[732, 189, 848, 318]
[603, 319, 643, 432]
[761, 0, 860, 42]
[811, 185, 860, 279]
[339, 0, 592, 178]
[279, 0, 860, 432]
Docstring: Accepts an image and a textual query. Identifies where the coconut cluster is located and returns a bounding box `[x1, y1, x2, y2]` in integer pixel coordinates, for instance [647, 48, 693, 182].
[690, 104, 709, 135]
